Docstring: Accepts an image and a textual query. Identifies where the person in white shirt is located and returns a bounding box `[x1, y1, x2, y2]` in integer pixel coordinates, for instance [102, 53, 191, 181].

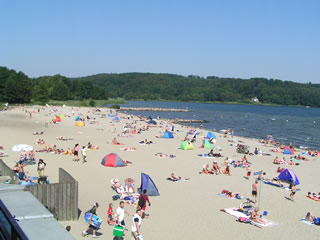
[81, 146, 87, 163]
[131, 208, 143, 240]
[117, 201, 129, 227]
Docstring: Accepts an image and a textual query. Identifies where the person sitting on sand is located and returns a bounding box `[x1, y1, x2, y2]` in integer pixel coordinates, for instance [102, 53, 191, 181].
[203, 164, 214, 174]
[28, 151, 36, 161]
[112, 138, 124, 145]
[212, 161, 221, 175]
[169, 173, 190, 181]
[250, 208, 266, 224]
[64, 148, 73, 155]
[273, 156, 280, 164]
[124, 178, 135, 193]
[223, 165, 231, 176]
[305, 212, 315, 223]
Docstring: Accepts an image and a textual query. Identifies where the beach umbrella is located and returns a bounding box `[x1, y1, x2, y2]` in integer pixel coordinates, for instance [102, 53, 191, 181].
[206, 132, 216, 139]
[12, 144, 33, 152]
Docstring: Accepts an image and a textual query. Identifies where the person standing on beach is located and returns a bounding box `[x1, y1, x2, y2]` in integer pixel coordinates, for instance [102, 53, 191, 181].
[246, 166, 251, 180]
[37, 159, 46, 178]
[81, 146, 87, 163]
[117, 201, 129, 227]
[131, 208, 143, 240]
[290, 182, 296, 201]
[73, 144, 79, 161]
[251, 180, 258, 203]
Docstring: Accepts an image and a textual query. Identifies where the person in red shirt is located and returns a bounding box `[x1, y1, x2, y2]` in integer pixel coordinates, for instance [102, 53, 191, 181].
[138, 190, 151, 218]
[107, 203, 116, 225]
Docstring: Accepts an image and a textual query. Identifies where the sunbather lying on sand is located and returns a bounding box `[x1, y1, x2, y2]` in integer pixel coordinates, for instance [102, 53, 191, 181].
[120, 147, 137, 151]
[56, 136, 74, 141]
[87, 142, 99, 149]
[306, 192, 320, 201]
[33, 131, 44, 135]
[220, 190, 242, 199]
[139, 139, 153, 144]
[34, 139, 45, 145]
[112, 138, 124, 145]
[168, 173, 190, 182]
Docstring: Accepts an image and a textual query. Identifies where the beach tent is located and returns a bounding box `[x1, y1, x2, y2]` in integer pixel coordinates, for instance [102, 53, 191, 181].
[179, 141, 195, 150]
[148, 120, 157, 125]
[59, 114, 65, 119]
[283, 146, 294, 155]
[75, 121, 85, 127]
[162, 131, 174, 139]
[138, 173, 160, 196]
[203, 140, 213, 149]
[55, 116, 61, 122]
[75, 116, 80, 121]
[206, 132, 216, 139]
[278, 168, 300, 185]
[12, 144, 33, 152]
[113, 117, 120, 122]
[101, 153, 127, 167]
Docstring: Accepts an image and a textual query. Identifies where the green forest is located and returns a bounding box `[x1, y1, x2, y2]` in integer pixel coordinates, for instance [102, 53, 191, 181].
[1, 66, 320, 107]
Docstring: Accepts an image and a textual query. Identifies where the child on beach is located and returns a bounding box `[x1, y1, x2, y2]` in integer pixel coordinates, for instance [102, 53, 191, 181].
[246, 167, 251, 180]
[107, 203, 116, 225]
[81, 146, 87, 163]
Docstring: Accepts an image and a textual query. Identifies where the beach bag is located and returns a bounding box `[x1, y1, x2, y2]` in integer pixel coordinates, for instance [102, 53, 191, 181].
[314, 217, 320, 225]
[138, 195, 145, 208]
[112, 195, 120, 201]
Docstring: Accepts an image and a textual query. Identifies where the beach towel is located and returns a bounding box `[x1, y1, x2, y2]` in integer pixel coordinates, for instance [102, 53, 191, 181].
[222, 208, 273, 228]
[219, 193, 244, 200]
[300, 219, 314, 225]
[120, 147, 137, 152]
[197, 154, 215, 158]
[263, 180, 301, 191]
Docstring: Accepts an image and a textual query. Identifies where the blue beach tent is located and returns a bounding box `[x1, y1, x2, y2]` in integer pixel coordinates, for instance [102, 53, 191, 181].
[162, 131, 174, 139]
[278, 168, 300, 185]
[206, 132, 216, 139]
[113, 117, 120, 122]
[138, 173, 160, 196]
[75, 116, 80, 121]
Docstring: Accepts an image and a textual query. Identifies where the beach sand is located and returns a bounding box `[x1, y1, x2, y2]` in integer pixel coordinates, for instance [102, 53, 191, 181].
[0, 106, 319, 240]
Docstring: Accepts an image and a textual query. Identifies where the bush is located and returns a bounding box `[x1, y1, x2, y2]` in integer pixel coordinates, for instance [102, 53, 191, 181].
[89, 99, 96, 107]
[110, 104, 120, 109]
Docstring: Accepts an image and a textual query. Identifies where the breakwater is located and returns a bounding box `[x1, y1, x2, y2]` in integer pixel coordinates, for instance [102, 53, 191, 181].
[172, 119, 207, 123]
[120, 107, 191, 112]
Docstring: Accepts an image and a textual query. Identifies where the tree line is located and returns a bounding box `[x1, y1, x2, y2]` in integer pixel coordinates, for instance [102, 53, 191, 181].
[1, 66, 320, 107]
[0, 66, 107, 104]
[74, 72, 320, 107]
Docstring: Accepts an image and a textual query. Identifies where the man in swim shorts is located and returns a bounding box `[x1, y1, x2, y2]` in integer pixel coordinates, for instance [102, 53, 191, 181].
[251, 180, 258, 203]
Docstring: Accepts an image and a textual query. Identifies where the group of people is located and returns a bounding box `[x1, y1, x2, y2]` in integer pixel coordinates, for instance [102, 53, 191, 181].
[306, 192, 320, 201]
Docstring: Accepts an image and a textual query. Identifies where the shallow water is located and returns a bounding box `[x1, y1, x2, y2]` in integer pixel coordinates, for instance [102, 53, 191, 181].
[118, 101, 320, 149]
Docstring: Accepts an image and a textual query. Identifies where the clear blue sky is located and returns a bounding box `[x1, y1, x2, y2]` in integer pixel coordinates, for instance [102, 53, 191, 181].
[1, 0, 319, 83]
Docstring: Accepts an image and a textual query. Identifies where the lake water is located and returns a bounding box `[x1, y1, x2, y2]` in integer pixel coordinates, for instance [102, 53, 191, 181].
[118, 101, 320, 150]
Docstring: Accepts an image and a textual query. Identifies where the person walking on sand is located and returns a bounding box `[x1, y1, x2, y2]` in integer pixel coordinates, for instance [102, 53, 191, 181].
[246, 166, 251, 180]
[290, 182, 296, 201]
[82, 202, 99, 238]
[251, 180, 258, 203]
[81, 146, 87, 163]
[73, 144, 79, 162]
[131, 208, 143, 240]
[117, 201, 129, 227]
[138, 190, 151, 219]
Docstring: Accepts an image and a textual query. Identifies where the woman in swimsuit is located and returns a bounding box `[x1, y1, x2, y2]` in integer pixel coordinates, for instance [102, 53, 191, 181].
[290, 182, 296, 201]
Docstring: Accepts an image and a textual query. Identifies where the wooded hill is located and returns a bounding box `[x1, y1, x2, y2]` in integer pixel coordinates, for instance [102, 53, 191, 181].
[1, 66, 320, 107]
[73, 73, 320, 107]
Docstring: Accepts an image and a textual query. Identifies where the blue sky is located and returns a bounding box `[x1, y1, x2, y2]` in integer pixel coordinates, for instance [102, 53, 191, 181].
[0, 0, 319, 83]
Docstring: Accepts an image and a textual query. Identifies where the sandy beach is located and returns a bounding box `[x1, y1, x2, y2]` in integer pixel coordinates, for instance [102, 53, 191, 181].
[1, 106, 319, 240]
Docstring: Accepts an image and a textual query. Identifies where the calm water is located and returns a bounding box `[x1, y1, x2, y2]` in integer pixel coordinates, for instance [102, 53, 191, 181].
[118, 101, 320, 150]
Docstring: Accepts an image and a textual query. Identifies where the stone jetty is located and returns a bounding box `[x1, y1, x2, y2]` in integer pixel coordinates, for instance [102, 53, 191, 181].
[120, 107, 191, 112]
[172, 119, 208, 123]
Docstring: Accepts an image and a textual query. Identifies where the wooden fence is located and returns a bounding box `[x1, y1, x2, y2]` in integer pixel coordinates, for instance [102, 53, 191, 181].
[0, 159, 19, 184]
[26, 168, 78, 221]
